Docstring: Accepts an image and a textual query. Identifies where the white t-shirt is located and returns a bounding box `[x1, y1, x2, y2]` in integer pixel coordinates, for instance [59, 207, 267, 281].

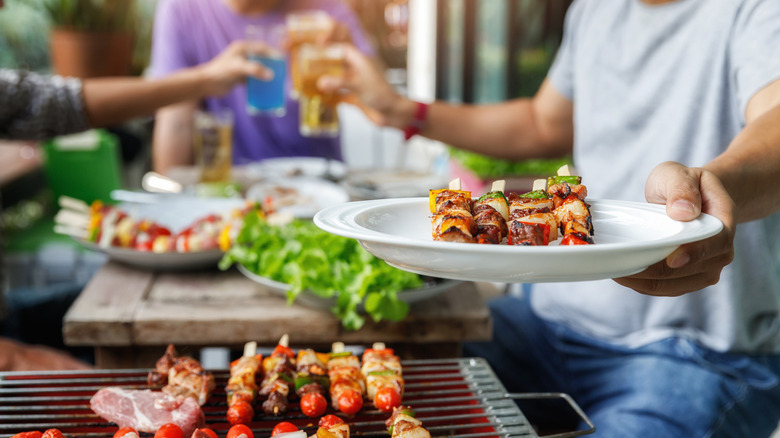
[533, 0, 780, 353]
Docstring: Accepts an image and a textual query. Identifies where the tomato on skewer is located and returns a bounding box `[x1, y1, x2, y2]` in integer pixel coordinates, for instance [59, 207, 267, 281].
[154, 424, 183, 438]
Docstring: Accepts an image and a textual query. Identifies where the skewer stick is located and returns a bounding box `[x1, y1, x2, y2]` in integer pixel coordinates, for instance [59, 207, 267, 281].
[448, 178, 462, 190]
[372, 342, 386, 351]
[532, 179, 547, 191]
[557, 164, 572, 176]
[490, 180, 506, 193]
[54, 224, 89, 239]
[58, 195, 90, 213]
[243, 341, 257, 357]
[332, 341, 345, 353]
[54, 209, 90, 229]
[278, 334, 289, 348]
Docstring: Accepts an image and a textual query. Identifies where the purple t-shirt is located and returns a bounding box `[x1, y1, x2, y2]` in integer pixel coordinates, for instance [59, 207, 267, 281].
[150, 0, 375, 165]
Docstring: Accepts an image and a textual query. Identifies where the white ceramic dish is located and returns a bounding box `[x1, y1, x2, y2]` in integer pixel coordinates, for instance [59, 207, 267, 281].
[245, 176, 349, 219]
[79, 240, 225, 271]
[236, 263, 461, 309]
[313, 198, 724, 283]
[244, 156, 348, 181]
[76, 197, 246, 271]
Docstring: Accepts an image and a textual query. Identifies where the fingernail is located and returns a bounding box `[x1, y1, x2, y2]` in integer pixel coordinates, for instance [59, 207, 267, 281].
[671, 200, 697, 216]
[668, 252, 690, 269]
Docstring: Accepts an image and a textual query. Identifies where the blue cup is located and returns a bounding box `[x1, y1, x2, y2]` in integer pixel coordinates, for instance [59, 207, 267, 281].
[246, 25, 287, 117]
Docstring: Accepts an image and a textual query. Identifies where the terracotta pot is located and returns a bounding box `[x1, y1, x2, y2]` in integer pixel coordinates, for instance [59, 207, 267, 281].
[49, 28, 134, 79]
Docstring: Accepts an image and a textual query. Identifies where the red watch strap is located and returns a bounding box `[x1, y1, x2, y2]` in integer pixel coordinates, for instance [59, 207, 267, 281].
[403, 101, 428, 141]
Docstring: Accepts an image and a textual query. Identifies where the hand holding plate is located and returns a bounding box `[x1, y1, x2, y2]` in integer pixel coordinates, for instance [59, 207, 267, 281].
[614, 161, 735, 297]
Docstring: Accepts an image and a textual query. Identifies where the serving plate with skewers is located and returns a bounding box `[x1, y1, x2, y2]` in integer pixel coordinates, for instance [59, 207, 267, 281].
[54, 195, 247, 271]
[313, 197, 723, 283]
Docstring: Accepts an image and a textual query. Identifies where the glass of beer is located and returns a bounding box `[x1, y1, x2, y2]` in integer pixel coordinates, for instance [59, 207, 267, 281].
[246, 24, 287, 116]
[194, 109, 233, 183]
[298, 43, 345, 137]
[286, 10, 332, 99]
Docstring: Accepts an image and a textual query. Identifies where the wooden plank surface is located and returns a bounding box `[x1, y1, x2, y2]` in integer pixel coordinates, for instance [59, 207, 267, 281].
[132, 269, 490, 346]
[63, 263, 492, 358]
[63, 262, 155, 345]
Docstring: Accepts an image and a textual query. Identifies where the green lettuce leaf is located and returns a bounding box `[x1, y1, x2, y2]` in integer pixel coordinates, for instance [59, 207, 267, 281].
[220, 207, 423, 330]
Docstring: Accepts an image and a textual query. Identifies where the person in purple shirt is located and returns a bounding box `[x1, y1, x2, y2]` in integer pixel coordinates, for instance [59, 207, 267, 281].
[150, 0, 376, 175]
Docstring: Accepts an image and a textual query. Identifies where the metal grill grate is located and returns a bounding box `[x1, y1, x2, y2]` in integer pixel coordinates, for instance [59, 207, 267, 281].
[0, 358, 593, 438]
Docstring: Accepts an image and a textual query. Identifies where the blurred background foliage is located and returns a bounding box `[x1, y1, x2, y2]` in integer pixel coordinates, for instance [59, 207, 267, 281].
[0, 0, 157, 75]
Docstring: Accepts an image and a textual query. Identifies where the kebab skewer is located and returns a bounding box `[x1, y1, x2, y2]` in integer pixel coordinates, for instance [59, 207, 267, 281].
[430, 178, 478, 243]
[295, 348, 330, 417]
[147, 344, 215, 406]
[361, 342, 404, 413]
[328, 342, 365, 415]
[472, 180, 509, 244]
[547, 165, 594, 245]
[386, 406, 432, 438]
[259, 334, 297, 416]
[226, 341, 263, 425]
[507, 179, 558, 246]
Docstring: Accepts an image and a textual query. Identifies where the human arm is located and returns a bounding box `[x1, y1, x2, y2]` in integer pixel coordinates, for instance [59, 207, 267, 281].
[0, 41, 270, 141]
[615, 77, 780, 296]
[82, 41, 270, 127]
[322, 45, 575, 160]
[0, 337, 92, 372]
[152, 101, 197, 175]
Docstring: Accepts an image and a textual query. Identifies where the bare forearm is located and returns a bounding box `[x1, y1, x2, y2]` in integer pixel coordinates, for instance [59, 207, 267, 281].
[705, 103, 780, 223]
[81, 68, 209, 127]
[422, 99, 570, 160]
[152, 103, 197, 175]
[383, 79, 573, 160]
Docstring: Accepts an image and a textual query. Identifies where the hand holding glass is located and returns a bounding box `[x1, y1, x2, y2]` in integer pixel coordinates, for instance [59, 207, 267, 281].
[298, 43, 345, 137]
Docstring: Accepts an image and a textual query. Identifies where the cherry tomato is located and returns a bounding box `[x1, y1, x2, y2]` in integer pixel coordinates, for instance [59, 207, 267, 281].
[271, 422, 298, 436]
[337, 390, 363, 416]
[154, 424, 183, 438]
[318, 415, 345, 429]
[41, 430, 64, 438]
[374, 387, 402, 413]
[113, 428, 138, 438]
[300, 392, 328, 418]
[560, 234, 590, 245]
[12, 432, 42, 438]
[273, 344, 295, 358]
[227, 401, 254, 425]
[227, 424, 254, 438]
[193, 429, 218, 438]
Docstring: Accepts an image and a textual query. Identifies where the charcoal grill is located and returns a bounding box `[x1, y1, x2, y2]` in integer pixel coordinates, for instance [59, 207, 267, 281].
[0, 358, 593, 438]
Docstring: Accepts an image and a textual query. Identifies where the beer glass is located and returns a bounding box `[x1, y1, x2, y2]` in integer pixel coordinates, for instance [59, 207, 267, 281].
[298, 43, 345, 137]
[246, 24, 287, 116]
[194, 109, 233, 182]
[286, 10, 332, 99]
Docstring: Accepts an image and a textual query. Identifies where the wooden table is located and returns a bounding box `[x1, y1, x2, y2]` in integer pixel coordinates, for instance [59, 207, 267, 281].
[63, 262, 493, 368]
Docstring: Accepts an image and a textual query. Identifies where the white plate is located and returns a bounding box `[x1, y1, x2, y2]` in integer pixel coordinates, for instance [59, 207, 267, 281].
[77, 197, 246, 271]
[245, 176, 349, 218]
[79, 240, 225, 271]
[244, 157, 348, 181]
[345, 170, 451, 200]
[236, 263, 461, 309]
[313, 198, 724, 283]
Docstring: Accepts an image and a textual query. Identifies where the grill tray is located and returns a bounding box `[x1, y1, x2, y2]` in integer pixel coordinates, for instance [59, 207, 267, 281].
[0, 358, 593, 438]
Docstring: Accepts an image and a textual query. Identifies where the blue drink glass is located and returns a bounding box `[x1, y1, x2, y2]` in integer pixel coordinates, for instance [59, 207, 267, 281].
[246, 24, 287, 117]
[247, 54, 286, 116]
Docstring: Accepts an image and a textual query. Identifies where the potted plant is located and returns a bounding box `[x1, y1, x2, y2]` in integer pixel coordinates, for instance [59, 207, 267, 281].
[41, 0, 137, 78]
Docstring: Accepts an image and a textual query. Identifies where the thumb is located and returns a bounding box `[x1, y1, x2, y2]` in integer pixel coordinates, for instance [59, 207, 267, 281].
[645, 161, 702, 222]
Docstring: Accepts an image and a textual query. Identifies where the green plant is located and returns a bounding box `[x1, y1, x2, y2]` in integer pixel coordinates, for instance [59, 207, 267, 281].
[41, 0, 137, 33]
